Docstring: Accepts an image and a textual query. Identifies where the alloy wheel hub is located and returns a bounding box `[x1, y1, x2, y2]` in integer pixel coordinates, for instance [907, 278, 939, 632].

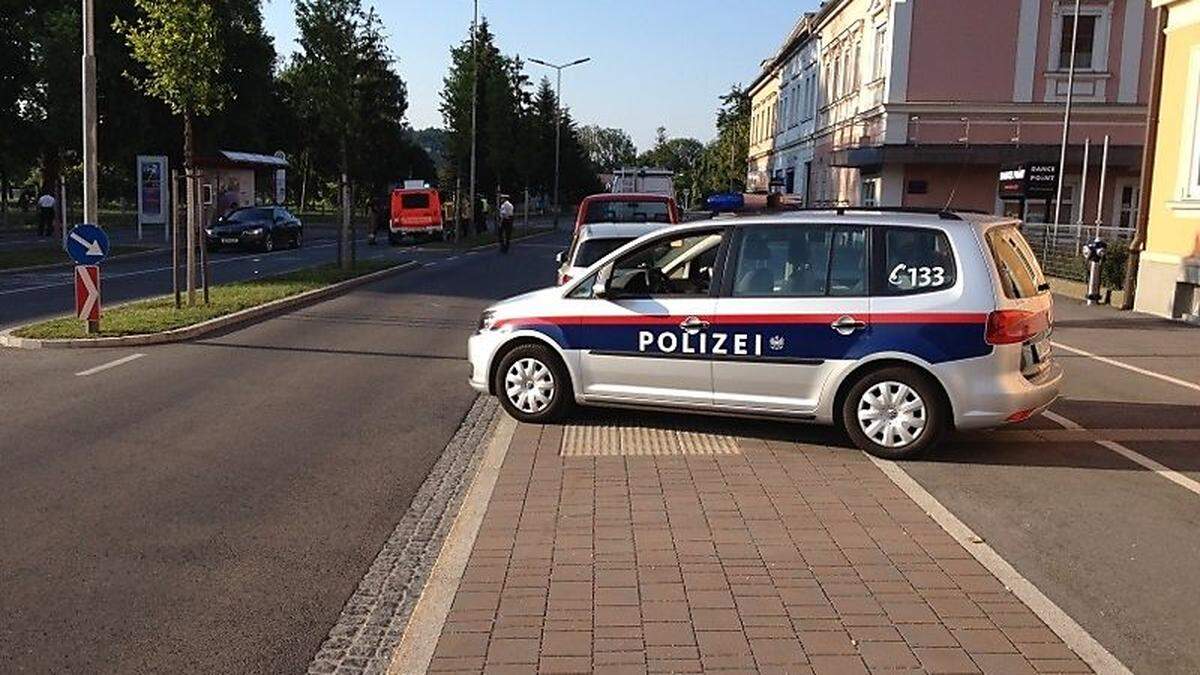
[857, 381, 927, 449]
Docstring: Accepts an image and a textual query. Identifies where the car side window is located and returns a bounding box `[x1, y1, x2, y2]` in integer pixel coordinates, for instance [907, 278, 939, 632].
[881, 228, 957, 295]
[828, 227, 868, 296]
[608, 231, 724, 297]
[731, 225, 866, 297]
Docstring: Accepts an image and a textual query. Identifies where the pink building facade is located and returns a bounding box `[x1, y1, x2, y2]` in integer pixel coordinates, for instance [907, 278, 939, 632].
[748, 0, 1154, 227]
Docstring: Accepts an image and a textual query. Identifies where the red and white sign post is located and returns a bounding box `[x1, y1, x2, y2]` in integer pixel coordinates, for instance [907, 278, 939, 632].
[74, 265, 101, 333]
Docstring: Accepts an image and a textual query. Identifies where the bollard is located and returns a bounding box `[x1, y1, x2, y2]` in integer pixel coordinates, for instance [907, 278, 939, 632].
[1081, 238, 1107, 306]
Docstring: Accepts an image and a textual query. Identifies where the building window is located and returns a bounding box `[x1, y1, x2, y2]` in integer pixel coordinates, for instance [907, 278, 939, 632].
[860, 177, 879, 207]
[1191, 54, 1200, 199]
[831, 57, 840, 101]
[873, 27, 887, 80]
[1057, 14, 1097, 70]
[852, 43, 861, 90]
[1057, 184, 1075, 223]
[1117, 186, 1139, 228]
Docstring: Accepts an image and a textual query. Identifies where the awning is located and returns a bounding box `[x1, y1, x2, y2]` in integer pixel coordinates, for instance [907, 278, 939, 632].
[219, 150, 289, 168]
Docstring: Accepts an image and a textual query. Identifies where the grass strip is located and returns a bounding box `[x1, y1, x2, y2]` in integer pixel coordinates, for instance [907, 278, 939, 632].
[12, 260, 397, 340]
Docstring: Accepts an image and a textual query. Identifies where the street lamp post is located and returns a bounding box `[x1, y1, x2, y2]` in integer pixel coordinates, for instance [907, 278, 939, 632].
[1052, 0, 1082, 238]
[468, 0, 478, 241]
[81, 0, 99, 227]
[528, 56, 590, 227]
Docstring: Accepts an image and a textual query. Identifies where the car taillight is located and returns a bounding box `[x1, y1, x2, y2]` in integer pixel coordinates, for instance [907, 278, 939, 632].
[986, 309, 1049, 345]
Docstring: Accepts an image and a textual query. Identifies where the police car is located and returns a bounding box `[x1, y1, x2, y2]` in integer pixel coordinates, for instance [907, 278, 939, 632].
[469, 208, 1061, 458]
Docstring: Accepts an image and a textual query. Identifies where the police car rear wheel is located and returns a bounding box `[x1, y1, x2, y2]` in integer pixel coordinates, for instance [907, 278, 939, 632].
[495, 345, 570, 422]
[842, 368, 943, 459]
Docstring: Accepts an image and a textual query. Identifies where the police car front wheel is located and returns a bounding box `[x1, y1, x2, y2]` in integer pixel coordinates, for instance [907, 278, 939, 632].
[495, 344, 571, 422]
[842, 367, 945, 459]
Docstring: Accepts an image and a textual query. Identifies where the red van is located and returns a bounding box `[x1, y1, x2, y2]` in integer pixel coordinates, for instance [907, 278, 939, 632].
[574, 193, 680, 233]
[390, 188, 444, 243]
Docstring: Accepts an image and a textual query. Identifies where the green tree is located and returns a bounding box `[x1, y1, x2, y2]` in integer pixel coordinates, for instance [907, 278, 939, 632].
[290, 0, 365, 267]
[440, 20, 528, 204]
[579, 125, 637, 173]
[638, 131, 705, 197]
[692, 85, 750, 199]
[0, 4, 38, 222]
[289, 1, 422, 264]
[116, 0, 228, 303]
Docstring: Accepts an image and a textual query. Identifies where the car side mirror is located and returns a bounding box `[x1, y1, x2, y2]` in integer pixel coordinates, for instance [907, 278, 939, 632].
[555, 251, 565, 264]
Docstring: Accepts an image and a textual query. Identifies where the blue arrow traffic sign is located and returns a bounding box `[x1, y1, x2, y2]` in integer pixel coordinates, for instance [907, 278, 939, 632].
[66, 224, 110, 266]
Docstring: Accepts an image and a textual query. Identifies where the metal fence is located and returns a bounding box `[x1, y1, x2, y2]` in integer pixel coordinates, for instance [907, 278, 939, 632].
[1020, 223, 1135, 284]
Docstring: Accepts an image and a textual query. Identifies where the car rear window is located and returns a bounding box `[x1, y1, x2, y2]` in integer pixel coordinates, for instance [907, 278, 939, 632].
[881, 228, 958, 295]
[986, 225, 1047, 299]
[573, 237, 633, 268]
[582, 200, 670, 224]
[400, 193, 430, 210]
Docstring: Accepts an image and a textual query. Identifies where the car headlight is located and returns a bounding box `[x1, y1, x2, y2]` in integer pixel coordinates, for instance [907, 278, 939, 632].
[477, 309, 498, 332]
[246, 227, 265, 236]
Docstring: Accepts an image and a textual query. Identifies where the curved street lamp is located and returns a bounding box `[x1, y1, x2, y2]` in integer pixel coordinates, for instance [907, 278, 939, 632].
[528, 56, 591, 225]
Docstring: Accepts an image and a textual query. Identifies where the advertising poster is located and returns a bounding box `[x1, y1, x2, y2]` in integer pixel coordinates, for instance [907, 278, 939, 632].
[136, 156, 170, 234]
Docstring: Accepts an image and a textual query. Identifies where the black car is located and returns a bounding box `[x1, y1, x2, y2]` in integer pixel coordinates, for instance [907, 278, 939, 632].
[205, 206, 303, 253]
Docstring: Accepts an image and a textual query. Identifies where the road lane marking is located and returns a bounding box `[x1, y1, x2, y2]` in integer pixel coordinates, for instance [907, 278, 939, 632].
[75, 353, 146, 377]
[1044, 410, 1200, 497]
[1051, 340, 1200, 393]
[868, 453, 1132, 675]
[389, 413, 517, 675]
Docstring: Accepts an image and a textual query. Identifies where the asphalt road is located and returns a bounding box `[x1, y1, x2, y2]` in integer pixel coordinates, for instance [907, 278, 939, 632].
[0, 231, 568, 673]
[900, 299, 1200, 674]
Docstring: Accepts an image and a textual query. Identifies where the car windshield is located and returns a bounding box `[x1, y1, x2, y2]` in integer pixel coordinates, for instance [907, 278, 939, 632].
[582, 200, 670, 224]
[225, 208, 272, 223]
[573, 237, 634, 267]
[401, 192, 430, 209]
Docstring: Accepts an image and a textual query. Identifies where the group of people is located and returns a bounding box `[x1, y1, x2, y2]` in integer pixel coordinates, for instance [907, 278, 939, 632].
[459, 194, 517, 251]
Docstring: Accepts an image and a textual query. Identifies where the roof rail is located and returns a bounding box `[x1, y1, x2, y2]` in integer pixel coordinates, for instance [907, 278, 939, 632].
[795, 206, 983, 220]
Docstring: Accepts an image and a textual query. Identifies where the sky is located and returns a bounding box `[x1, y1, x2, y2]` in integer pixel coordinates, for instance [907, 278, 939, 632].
[262, 0, 818, 152]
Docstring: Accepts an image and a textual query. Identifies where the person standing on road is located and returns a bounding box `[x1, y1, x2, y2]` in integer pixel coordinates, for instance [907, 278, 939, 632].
[368, 192, 389, 245]
[498, 195, 515, 253]
[37, 190, 56, 237]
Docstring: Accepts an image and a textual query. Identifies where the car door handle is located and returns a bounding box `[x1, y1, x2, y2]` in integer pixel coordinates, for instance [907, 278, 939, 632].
[679, 316, 710, 333]
[830, 315, 868, 335]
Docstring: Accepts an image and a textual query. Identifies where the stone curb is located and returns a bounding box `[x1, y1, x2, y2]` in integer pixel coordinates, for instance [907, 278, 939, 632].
[307, 396, 501, 675]
[0, 260, 420, 350]
[0, 245, 169, 276]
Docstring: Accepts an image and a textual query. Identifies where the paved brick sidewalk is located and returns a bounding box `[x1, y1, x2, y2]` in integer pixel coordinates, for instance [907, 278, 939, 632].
[425, 420, 1092, 674]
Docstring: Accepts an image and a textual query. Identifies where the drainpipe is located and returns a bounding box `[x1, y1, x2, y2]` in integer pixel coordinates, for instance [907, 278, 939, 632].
[1122, 7, 1168, 310]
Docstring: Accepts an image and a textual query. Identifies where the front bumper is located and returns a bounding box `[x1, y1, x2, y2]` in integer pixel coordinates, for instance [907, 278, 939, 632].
[468, 329, 506, 393]
[207, 231, 266, 248]
[391, 225, 442, 236]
